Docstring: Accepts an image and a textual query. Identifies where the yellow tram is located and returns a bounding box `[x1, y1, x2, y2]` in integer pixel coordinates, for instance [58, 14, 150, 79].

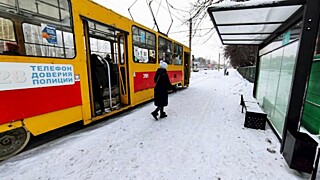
[0, 0, 191, 160]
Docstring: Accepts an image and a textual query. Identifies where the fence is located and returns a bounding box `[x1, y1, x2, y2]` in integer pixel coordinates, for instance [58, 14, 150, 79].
[237, 66, 256, 83]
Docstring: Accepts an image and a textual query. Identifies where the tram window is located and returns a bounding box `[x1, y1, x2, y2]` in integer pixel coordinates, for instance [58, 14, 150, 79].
[23, 23, 75, 58]
[88, 21, 116, 42]
[90, 38, 112, 59]
[1, 0, 15, 6]
[158, 37, 172, 64]
[87, 20, 120, 63]
[132, 26, 156, 63]
[0, 17, 17, 54]
[173, 44, 183, 65]
[20, 0, 58, 18]
[119, 36, 125, 65]
[1, 1, 71, 23]
[1, 0, 75, 58]
[113, 42, 118, 64]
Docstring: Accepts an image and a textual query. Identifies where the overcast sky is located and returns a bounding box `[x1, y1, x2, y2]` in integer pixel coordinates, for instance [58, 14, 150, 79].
[92, 0, 224, 63]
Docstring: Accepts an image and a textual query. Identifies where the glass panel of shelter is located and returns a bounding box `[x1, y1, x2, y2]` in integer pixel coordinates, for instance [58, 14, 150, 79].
[259, 21, 302, 56]
[218, 24, 280, 34]
[221, 34, 270, 40]
[272, 41, 299, 135]
[213, 6, 301, 25]
[256, 20, 302, 136]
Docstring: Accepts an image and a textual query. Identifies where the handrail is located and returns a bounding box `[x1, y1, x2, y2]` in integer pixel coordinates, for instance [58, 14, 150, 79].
[97, 55, 113, 109]
[305, 100, 320, 108]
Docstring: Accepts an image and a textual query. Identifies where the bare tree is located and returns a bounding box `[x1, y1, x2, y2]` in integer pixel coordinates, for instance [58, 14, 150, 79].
[182, 0, 255, 67]
[224, 45, 258, 68]
[184, 0, 249, 41]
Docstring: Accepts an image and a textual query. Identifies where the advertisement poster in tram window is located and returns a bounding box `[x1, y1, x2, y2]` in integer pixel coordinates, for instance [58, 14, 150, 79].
[41, 23, 58, 44]
[0, 62, 75, 91]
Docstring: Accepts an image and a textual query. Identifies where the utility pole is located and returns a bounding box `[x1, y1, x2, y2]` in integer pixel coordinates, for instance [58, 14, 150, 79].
[223, 55, 226, 69]
[218, 52, 220, 71]
[189, 18, 192, 50]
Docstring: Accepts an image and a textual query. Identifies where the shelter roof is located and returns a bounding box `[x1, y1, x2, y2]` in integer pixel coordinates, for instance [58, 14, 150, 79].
[207, 0, 305, 45]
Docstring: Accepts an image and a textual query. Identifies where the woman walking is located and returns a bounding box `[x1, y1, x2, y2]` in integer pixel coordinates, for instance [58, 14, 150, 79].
[151, 61, 176, 120]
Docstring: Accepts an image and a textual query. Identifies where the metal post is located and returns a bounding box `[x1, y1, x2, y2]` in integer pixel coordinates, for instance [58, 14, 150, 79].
[281, 0, 320, 153]
[253, 46, 260, 97]
[316, 26, 320, 54]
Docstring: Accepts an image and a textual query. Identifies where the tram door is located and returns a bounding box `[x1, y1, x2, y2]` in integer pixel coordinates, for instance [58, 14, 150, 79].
[184, 52, 191, 86]
[82, 18, 126, 116]
[116, 33, 129, 105]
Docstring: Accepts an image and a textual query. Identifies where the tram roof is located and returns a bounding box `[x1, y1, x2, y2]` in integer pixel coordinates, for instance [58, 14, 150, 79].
[207, 0, 305, 46]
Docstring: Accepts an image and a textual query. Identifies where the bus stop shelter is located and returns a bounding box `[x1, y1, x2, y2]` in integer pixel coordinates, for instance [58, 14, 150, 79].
[208, 0, 320, 176]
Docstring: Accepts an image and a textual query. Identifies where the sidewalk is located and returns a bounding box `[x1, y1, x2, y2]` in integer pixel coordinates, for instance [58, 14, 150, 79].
[0, 69, 312, 179]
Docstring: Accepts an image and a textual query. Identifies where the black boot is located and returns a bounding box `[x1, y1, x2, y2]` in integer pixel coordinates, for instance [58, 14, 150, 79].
[160, 112, 167, 118]
[151, 111, 158, 120]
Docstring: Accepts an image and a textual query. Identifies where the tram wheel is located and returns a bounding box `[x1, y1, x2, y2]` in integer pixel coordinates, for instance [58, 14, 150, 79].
[0, 127, 30, 161]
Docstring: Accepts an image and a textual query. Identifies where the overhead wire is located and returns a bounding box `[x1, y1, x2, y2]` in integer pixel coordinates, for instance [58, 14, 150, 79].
[148, 0, 223, 58]
[166, 1, 190, 24]
[111, 0, 220, 52]
[169, 27, 214, 34]
[155, 0, 163, 16]
[146, 0, 161, 32]
[152, 0, 163, 29]
[152, 0, 185, 23]
[128, 0, 138, 21]
[164, 0, 220, 50]
[165, 0, 173, 34]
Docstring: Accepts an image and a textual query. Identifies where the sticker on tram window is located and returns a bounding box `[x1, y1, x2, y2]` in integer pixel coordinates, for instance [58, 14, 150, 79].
[41, 23, 58, 45]
[0, 62, 75, 91]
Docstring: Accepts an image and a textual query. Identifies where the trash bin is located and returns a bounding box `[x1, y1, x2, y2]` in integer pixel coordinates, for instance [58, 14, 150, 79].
[283, 130, 318, 174]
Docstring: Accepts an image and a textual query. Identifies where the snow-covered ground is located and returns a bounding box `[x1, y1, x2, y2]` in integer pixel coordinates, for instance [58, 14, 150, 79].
[0, 69, 312, 179]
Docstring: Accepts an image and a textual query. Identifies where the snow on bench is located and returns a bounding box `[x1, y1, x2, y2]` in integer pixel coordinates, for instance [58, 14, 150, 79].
[240, 94, 267, 130]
